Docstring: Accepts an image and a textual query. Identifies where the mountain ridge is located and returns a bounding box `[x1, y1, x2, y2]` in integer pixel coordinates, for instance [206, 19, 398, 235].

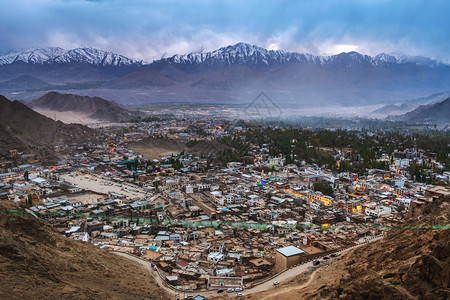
[1, 43, 450, 107]
[0, 47, 143, 66]
[0, 43, 446, 68]
[159, 42, 447, 68]
[387, 97, 450, 123]
[28, 91, 147, 122]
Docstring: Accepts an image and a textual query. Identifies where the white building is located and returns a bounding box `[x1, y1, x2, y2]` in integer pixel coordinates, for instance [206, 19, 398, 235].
[185, 185, 194, 194]
[365, 204, 391, 217]
[395, 197, 411, 207]
[268, 156, 286, 167]
[208, 252, 224, 264]
[395, 159, 410, 168]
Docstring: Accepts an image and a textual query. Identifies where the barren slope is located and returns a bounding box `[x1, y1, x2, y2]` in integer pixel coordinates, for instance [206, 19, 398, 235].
[243, 198, 449, 300]
[0, 208, 169, 300]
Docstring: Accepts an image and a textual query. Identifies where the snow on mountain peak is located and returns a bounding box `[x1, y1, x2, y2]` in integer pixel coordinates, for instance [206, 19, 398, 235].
[164, 42, 322, 66]
[0, 47, 142, 66]
[0, 44, 446, 68]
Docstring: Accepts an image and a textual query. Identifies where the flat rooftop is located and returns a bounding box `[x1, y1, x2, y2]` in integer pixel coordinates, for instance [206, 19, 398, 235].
[276, 245, 304, 257]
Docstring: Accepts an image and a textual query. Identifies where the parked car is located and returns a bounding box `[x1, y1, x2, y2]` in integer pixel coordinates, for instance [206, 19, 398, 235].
[313, 259, 320, 266]
[217, 289, 224, 293]
[237, 293, 245, 297]
[323, 256, 330, 260]
[227, 288, 235, 293]
[273, 281, 280, 285]
[235, 287, 243, 292]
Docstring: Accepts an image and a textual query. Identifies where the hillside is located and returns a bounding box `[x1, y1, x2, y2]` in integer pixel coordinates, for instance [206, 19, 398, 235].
[0, 94, 100, 159]
[0, 204, 169, 299]
[372, 103, 416, 115]
[243, 196, 449, 300]
[388, 97, 450, 123]
[0, 75, 49, 90]
[28, 91, 146, 122]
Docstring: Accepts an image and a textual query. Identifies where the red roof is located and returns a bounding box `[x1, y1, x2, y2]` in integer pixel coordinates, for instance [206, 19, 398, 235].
[177, 260, 188, 267]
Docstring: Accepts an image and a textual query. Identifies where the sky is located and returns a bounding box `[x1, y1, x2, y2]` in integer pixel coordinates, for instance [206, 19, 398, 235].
[1, 0, 449, 63]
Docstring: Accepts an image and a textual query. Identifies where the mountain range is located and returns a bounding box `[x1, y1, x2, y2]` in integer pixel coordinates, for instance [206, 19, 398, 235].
[0, 47, 142, 66]
[1, 43, 450, 107]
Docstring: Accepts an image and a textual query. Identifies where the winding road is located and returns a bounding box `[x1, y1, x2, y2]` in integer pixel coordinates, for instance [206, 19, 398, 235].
[113, 236, 384, 299]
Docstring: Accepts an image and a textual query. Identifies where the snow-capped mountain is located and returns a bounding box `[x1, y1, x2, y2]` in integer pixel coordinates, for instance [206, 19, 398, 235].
[163, 42, 324, 65]
[0, 47, 142, 66]
[0, 43, 445, 68]
[1, 42, 450, 109]
[159, 42, 445, 68]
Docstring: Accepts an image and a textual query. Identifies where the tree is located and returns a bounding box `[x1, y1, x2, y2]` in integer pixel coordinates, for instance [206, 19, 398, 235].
[24, 171, 29, 181]
[313, 181, 334, 197]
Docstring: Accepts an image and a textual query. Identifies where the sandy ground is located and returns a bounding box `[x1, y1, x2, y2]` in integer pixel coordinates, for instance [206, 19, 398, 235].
[113, 252, 178, 298]
[61, 173, 151, 200]
[129, 144, 185, 161]
[33, 108, 100, 124]
[65, 192, 106, 205]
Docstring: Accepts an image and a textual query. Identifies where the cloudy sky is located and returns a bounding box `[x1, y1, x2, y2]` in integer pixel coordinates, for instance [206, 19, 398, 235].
[1, 0, 449, 62]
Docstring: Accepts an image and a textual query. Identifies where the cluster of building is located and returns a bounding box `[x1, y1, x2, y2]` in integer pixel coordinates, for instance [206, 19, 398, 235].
[1, 119, 449, 291]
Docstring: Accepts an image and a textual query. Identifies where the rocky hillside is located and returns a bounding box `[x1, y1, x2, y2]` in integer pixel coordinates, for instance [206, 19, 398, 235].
[28, 91, 146, 122]
[0, 94, 101, 159]
[245, 196, 449, 300]
[0, 204, 169, 299]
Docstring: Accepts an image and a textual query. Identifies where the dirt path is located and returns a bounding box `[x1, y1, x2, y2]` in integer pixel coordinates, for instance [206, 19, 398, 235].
[113, 252, 177, 297]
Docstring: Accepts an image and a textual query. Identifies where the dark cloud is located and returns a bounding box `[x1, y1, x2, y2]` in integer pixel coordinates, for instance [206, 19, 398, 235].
[0, 0, 449, 62]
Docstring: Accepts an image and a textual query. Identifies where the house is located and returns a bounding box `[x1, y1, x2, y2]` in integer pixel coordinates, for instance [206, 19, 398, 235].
[274, 245, 305, 272]
[365, 204, 391, 217]
[207, 252, 224, 264]
[165, 275, 178, 285]
[208, 276, 243, 289]
[68, 199, 82, 207]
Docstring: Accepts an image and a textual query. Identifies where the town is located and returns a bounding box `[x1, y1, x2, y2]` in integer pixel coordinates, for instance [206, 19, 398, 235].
[1, 117, 449, 297]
